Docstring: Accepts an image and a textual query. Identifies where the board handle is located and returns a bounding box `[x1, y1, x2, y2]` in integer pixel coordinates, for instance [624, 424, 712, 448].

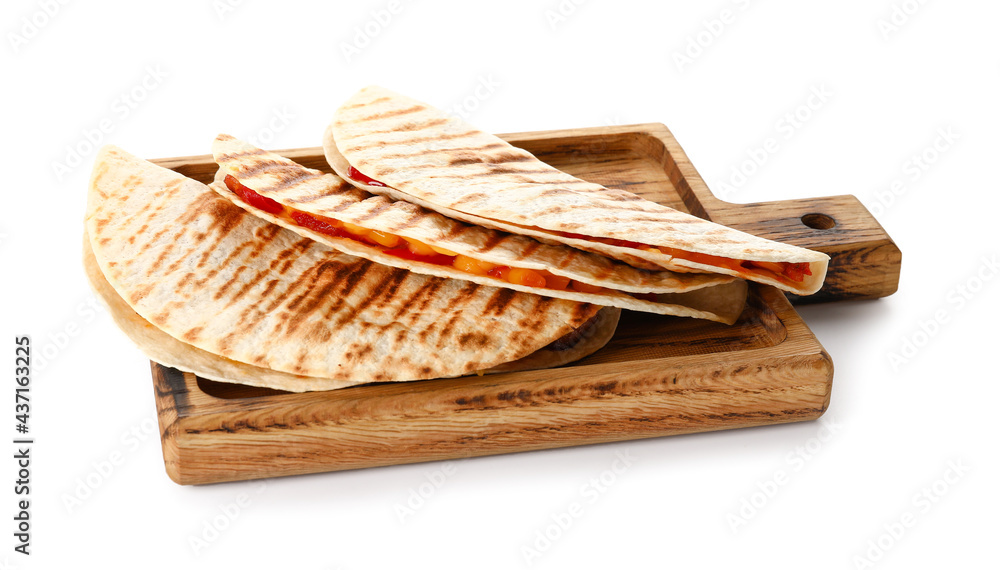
[699, 193, 901, 303]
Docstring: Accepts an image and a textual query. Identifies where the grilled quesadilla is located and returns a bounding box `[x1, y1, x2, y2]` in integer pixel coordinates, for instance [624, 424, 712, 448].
[83, 232, 621, 391]
[212, 135, 748, 324]
[85, 145, 612, 391]
[324, 86, 829, 296]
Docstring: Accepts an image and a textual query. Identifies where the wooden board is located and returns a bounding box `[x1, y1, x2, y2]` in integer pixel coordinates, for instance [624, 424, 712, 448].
[149, 123, 900, 485]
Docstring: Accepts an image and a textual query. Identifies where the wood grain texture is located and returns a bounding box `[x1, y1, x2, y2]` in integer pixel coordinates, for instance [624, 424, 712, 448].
[146, 123, 895, 485]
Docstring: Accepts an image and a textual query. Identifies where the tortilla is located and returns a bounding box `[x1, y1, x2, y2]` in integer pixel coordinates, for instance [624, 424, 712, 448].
[83, 233, 621, 391]
[325, 86, 829, 295]
[212, 135, 747, 324]
[85, 145, 601, 386]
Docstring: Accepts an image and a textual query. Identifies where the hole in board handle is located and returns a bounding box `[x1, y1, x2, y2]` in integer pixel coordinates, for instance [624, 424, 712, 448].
[801, 213, 836, 230]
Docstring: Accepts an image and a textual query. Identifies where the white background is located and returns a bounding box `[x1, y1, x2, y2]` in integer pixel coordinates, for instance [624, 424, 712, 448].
[2, 0, 998, 568]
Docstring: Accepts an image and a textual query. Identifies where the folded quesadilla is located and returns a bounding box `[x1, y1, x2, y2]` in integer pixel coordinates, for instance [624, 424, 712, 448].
[84, 145, 614, 391]
[83, 232, 621, 391]
[324, 86, 830, 296]
[211, 135, 748, 324]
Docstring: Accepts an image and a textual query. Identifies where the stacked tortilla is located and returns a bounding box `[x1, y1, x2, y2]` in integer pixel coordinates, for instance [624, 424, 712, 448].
[210, 135, 747, 323]
[84, 87, 828, 393]
[324, 86, 828, 296]
[85, 147, 628, 392]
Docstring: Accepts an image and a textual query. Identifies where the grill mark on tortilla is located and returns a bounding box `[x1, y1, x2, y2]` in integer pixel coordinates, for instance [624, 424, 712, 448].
[482, 287, 517, 316]
[192, 267, 222, 289]
[259, 170, 323, 195]
[260, 245, 310, 312]
[214, 266, 248, 301]
[277, 239, 315, 274]
[232, 278, 280, 331]
[485, 166, 556, 175]
[341, 117, 450, 140]
[555, 252, 577, 270]
[291, 348, 311, 375]
[247, 224, 284, 259]
[123, 199, 172, 248]
[333, 267, 407, 328]
[117, 202, 164, 247]
[215, 241, 255, 276]
[339, 96, 390, 111]
[519, 240, 542, 258]
[224, 265, 269, 308]
[441, 152, 535, 167]
[490, 152, 534, 163]
[394, 278, 444, 323]
[148, 309, 170, 326]
[282, 262, 347, 336]
[261, 241, 324, 311]
[352, 200, 396, 223]
[571, 302, 599, 326]
[444, 151, 540, 166]
[475, 231, 509, 253]
[233, 159, 297, 179]
[544, 179, 598, 186]
[279, 178, 357, 204]
[91, 163, 110, 193]
[146, 237, 179, 277]
[357, 141, 505, 161]
[324, 258, 376, 314]
[127, 283, 155, 305]
[458, 332, 491, 349]
[177, 194, 247, 238]
[433, 281, 481, 344]
[135, 225, 174, 259]
[93, 216, 111, 232]
[354, 344, 374, 361]
[176, 272, 195, 291]
[447, 156, 483, 167]
[307, 264, 369, 326]
[267, 245, 297, 274]
[343, 130, 477, 154]
[520, 199, 694, 217]
[285, 191, 345, 204]
[385, 211, 428, 233]
[393, 327, 409, 345]
[416, 325, 435, 345]
[352, 104, 425, 123]
[182, 327, 204, 342]
[284, 260, 341, 313]
[521, 296, 557, 331]
[435, 312, 464, 349]
[537, 188, 572, 198]
[444, 223, 470, 240]
[451, 192, 488, 205]
[161, 178, 184, 196]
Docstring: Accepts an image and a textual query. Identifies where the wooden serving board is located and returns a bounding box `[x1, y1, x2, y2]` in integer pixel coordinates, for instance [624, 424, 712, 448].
[150, 123, 900, 485]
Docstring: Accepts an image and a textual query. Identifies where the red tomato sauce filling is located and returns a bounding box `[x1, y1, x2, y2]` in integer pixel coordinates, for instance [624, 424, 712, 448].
[555, 233, 812, 285]
[223, 175, 663, 299]
[347, 166, 387, 187]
